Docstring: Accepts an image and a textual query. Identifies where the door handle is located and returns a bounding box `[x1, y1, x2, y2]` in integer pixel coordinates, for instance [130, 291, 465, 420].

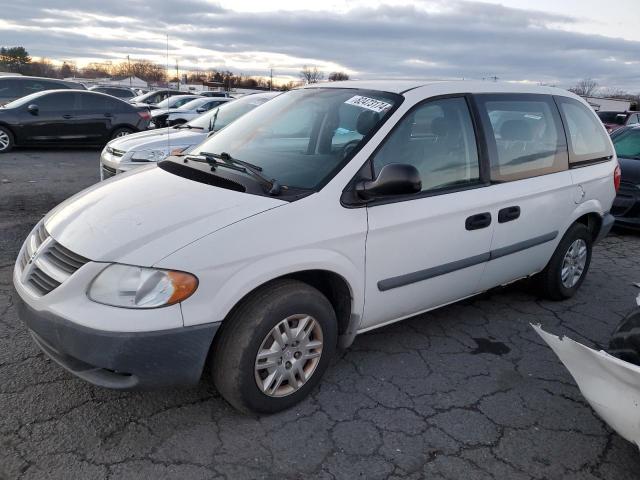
[465, 212, 492, 231]
[62, 114, 73, 119]
[104, 113, 113, 118]
[498, 206, 520, 223]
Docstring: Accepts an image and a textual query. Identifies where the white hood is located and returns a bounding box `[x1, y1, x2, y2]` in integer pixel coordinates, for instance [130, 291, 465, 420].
[107, 127, 207, 153]
[44, 166, 286, 266]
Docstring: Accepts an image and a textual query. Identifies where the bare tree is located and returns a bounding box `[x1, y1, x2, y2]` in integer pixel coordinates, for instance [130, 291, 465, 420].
[569, 78, 598, 97]
[328, 71, 349, 81]
[299, 65, 324, 84]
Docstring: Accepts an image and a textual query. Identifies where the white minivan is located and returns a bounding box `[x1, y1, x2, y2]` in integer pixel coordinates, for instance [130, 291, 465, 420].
[13, 81, 619, 413]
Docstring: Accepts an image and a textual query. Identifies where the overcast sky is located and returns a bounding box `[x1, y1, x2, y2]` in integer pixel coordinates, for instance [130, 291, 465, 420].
[1, 0, 639, 90]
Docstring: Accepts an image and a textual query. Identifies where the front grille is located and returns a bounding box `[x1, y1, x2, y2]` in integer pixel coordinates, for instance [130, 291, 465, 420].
[106, 146, 125, 157]
[102, 164, 117, 179]
[17, 222, 89, 296]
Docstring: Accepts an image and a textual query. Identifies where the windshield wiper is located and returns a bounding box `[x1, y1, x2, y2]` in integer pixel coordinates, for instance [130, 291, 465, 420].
[175, 124, 203, 130]
[185, 151, 283, 196]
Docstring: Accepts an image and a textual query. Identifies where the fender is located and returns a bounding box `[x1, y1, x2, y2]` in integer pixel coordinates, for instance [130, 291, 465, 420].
[174, 247, 364, 331]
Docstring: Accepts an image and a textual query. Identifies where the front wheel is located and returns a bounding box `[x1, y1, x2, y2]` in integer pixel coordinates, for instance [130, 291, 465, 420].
[210, 279, 337, 413]
[536, 223, 592, 300]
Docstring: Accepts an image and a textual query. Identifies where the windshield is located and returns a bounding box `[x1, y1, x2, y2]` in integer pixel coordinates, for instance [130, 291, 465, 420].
[186, 88, 400, 190]
[4, 90, 49, 108]
[597, 111, 626, 124]
[178, 98, 211, 110]
[187, 93, 277, 131]
[612, 128, 640, 159]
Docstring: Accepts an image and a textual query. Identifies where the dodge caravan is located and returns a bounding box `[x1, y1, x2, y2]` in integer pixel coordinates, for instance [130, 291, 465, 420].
[13, 81, 618, 413]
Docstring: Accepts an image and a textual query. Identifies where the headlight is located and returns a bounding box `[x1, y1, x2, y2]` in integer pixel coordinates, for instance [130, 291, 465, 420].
[130, 149, 169, 162]
[87, 264, 198, 308]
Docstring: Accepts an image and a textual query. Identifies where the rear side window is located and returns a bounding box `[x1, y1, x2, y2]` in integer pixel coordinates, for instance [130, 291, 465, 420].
[372, 97, 480, 193]
[476, 94, 567, 182]
[0, 79, 22, 99]
[80, 93, 130, 112]
[555, 96, 613, 165]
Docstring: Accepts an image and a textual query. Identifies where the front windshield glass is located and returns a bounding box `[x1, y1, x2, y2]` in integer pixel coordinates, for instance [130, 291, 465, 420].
[4, 91, 48, 108]
[613, 129, 640, 159]
[187, 88, 400, 189]
[179, 98, 210, 110]
[187, 93, 277, 131]
[597, 111, 625, 124]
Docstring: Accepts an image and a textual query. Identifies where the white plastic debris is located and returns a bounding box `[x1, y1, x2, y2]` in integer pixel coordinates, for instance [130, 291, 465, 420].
[533, 324, 640, 449]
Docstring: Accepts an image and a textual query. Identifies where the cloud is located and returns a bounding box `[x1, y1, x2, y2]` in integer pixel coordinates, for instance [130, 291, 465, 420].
[1, 0, 638, 90]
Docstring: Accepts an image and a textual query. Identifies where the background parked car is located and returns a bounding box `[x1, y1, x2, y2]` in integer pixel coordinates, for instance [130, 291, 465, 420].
[88, 85, 138, 100]
[0, 75, 86, 105]
[0, 89, 151, 153]
[598, 111, 640, 133]
[200, 91, 231, 98]
[129, 89, 183, 108]
[150, 97, 233, 128]
[611, 125, 640, 228]
[144, 95, 204, 120]
[100, 91, 279, 179]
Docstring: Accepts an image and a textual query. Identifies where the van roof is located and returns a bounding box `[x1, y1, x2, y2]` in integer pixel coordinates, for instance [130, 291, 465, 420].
[303, 79, 575, 98]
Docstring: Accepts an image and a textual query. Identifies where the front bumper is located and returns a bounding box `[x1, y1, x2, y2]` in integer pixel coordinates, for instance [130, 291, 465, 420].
[16, 295, 219, 389]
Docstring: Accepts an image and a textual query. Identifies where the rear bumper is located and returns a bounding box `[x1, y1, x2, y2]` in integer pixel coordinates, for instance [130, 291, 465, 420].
[16, 295, 219, 389]
[594, 212, 615, 243]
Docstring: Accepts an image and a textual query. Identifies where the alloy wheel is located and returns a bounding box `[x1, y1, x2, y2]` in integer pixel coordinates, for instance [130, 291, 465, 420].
[561, 238, 588, 288]
[0, 130, 9, 151]
[254, 314, 323, 397]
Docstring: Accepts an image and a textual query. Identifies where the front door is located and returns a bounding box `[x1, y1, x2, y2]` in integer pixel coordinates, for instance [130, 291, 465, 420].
[362, 96, 495, 330]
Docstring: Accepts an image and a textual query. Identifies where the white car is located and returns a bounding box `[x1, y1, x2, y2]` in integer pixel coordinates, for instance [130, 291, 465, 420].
[100, 92, 279, 179]
[14, 81, 619, 413]
[149, 97, 233, 129]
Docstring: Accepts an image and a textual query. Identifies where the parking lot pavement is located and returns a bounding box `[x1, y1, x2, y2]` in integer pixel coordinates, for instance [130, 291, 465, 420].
[2, 149, 640, 480]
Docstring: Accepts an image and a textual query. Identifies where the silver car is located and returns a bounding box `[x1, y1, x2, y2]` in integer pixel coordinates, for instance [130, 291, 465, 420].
[100, 92, 279, 180]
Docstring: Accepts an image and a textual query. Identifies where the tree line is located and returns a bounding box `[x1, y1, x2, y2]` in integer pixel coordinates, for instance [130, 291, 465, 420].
[1, 46, 351, 91]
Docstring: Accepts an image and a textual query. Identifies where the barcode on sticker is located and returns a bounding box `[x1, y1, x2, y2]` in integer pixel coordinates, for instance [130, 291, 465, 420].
[344, 95, 392, 113]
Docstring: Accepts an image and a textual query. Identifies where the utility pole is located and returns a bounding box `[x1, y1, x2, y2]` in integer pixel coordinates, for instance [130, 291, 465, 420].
[176, 59, 179, 90]
[269, 67, 273, 91]
[127, 55, 131, 86]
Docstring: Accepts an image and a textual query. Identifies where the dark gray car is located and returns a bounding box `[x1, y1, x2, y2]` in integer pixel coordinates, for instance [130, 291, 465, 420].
[0, 76, 86, 105]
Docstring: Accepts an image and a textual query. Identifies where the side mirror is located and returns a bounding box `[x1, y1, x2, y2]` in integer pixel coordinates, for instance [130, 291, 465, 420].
[356, 163, 421, 199]
[27, 104, 39, 115]
[196, 107, 206, 113]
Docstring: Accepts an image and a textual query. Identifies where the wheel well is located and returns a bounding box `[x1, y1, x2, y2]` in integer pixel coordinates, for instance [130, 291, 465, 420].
[0, 122, 16, 139]
[574, 213, 601, 242]
[224, 270, 353, 336]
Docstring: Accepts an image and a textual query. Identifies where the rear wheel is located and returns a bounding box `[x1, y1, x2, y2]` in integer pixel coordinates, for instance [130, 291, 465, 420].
[536, 223, 592, 300]
[608, 310, 640, 365]
[210, 279, 337, 413]
[110, 127, 134, 140]
[0, 126, 14, 153]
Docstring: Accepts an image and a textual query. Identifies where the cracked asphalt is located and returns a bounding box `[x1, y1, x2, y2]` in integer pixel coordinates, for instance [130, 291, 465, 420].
[2, 148, 640, 480]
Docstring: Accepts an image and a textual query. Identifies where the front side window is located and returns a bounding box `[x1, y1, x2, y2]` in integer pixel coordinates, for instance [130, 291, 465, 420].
[371, 97, 480, 192]
[556, 97, 613, 164]
[612, 129, 640, 159]
[477, 94, 567, 181]
[38, 92, 78, 112]
[186, 88, 400, 190]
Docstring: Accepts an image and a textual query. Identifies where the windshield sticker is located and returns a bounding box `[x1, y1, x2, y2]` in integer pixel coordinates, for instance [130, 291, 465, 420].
[345, 95, 392, 113]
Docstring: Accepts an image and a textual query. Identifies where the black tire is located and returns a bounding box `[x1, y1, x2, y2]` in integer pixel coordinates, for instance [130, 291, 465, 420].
[210, 279, 337, 414]
[608, 309, 640, 365]
[0, 125, 14, 153]
[110, 127, 134, 140]
[536, 223, 592, 300]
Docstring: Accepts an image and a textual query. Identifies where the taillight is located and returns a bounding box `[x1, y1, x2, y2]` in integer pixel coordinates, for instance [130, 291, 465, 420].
[614, 164, 621, 192]
[138, 110, 151, 120]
